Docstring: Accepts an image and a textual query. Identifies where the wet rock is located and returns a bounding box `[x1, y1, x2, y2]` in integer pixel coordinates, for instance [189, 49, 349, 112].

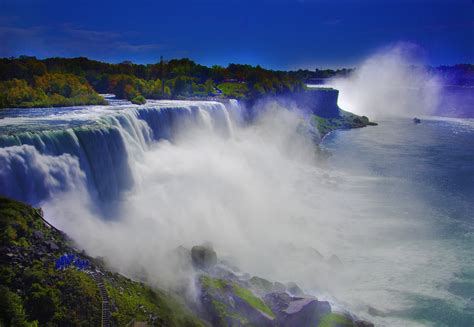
[210, 265, 239, 282]
[249, 276, 274, 295]
[356, 320, 375, 327]
[248, 277, 291, 296]
[273, 282, 286, 293]
[264, 292, 331, 326]
[286, 282, 304, 296]
[263, 292, 292, 314]
[284, 298, 331, 326]
[191, 245, 217, 270]
[368, 305, 386, 317]
[199, 275, 275, 326]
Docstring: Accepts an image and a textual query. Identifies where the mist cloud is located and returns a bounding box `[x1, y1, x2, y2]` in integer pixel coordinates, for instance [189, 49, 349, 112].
[331, 44, 442, 118]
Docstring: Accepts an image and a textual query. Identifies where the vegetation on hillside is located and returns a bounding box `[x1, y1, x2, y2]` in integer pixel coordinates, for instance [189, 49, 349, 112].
[311, 110, 377, 137]
[0, 74, 106, 109]
[0, 196, 204, 326]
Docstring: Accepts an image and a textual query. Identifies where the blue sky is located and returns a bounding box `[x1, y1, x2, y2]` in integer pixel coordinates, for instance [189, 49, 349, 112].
[0, 0, 472, 69]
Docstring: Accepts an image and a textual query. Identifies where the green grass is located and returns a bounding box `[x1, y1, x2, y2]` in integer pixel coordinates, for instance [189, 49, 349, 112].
[217, 82, 249, 99]
[232, 283, 275, 318]
[311, 111, 375, 137]
[200, 275, 227, 290]
[106, 274, 204, 327]
[130, 95, 146, 105]
[312, 115, 347, 135]
[319, 313, 356, 327]
[211, 299, 249, 325]
[0, 198, 56, 247]
[200, 275, 275, 322]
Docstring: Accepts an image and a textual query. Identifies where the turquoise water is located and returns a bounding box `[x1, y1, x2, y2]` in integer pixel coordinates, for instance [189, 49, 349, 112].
[323, 117, 474, 326]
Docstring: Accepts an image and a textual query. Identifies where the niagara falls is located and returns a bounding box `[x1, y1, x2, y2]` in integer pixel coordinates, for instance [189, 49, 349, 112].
[0, 1, 473, 326]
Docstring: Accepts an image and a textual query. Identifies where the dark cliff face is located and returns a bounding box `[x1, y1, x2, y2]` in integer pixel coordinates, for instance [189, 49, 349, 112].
[245, 89, 343, 120]
[242, 89, 376, 140]
[290, 89, 342, 119]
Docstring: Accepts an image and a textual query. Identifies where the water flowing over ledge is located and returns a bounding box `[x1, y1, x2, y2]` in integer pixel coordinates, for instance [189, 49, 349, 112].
[0, 100, 242, 205]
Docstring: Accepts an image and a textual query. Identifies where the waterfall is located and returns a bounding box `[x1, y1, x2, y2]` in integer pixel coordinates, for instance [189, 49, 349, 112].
[0, 145, 85, 205]
[0, 101, 238, 205]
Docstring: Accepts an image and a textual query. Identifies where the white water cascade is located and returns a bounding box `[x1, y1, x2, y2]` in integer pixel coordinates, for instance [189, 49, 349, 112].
[0, 100, 239, 205]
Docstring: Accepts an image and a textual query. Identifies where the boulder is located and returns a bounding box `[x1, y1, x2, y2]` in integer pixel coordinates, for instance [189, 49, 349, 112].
[210, 265, 240, 283]
[284, 298, 331, 326]
[249, 276, 274, 295]
[264, 292, 331, 326]
[263, 292, 293, 314]
[191, 245, 217, 270]
[273, 282, 286, 293]
[199, 275, 275, 326]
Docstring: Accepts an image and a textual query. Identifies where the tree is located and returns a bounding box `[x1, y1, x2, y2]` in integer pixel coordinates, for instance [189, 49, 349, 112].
[0, 286, 38, 327]
[204, 79, 215, 95]
[25, 283, 60, 324]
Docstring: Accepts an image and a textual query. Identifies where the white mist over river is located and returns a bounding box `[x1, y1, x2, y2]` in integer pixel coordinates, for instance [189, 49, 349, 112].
[331, 44, 442, 119]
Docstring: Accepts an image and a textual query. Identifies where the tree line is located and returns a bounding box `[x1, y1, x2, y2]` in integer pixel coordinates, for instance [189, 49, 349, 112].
[2, 56, 470, 109]
[0, 56, 352, 108]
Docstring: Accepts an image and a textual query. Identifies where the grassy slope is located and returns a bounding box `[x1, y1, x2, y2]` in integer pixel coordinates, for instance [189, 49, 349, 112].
[0, 196, 204, 327]
[200, 275, 275, 320]
[105, 272, 204, 326]
[319, 313, 357, 327]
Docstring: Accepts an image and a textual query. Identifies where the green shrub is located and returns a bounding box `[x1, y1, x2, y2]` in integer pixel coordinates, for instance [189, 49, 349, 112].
[0, 286, 38, 327]
[131, 95, 146, 104]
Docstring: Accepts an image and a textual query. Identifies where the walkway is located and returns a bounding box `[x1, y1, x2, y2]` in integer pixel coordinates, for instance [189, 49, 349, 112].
[89, 270, 111, 327]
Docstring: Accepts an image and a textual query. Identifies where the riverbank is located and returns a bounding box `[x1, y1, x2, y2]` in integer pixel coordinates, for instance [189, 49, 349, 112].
[312, 110, 377, 141]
